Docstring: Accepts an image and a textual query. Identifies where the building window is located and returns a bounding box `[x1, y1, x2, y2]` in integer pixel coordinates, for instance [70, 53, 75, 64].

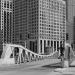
[10, 2, 12, 9]
[4, 1, 6, 8]
[7, 1, 9, 8]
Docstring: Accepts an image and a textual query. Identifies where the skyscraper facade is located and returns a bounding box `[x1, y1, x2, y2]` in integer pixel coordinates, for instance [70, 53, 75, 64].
[64, 0, 75, 48]
[13, 0, 66, 54]
[0, 0, 13, 52]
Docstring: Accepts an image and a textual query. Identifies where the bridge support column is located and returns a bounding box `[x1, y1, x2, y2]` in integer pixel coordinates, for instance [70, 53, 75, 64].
[53, 41, 54, 52]
[42, 40, 44, 54]
[18, 48, 23, 64]
[50, 40, 51, 47]
[38, 40, 40, 54]
[25, 51, 28, 62]
[59, 41, 60, 56]
[62, 45, 70, 68]
[30, 53, 32, 61]
[56, 41, 57, 51]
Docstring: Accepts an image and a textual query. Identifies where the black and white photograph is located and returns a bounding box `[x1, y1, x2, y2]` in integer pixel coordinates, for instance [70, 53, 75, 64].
[0, 0, 75, 75]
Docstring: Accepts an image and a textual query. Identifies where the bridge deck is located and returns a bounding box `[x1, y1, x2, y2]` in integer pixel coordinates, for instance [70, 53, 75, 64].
[0, 58, 61, 71]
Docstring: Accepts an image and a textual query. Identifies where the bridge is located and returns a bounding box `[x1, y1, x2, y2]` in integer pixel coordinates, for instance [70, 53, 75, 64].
[0, 43, 60, 66]
[0, 43, 75, 68]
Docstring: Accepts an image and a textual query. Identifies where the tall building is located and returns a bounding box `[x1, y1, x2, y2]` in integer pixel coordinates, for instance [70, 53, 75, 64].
[13, 0, 28, 46]
[13, 0, 66, 54]
[0, 0, 13, 53]
[65, 0, 75, 48]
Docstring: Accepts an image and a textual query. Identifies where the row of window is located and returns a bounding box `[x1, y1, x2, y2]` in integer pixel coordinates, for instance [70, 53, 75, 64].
[29, 36, 65, 40]
[40, 20, 66, 24]
[4, 1, 12, 9]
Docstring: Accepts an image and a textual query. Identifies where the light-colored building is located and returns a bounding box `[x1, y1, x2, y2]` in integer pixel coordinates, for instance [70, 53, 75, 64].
[28, 0, 66, 54]
[13, 0, 66, 54]
[0, 0, 13, 53]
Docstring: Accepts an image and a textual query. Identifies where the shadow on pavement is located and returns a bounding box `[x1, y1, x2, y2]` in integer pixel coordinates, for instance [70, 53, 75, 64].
[42, 62, 62, 69]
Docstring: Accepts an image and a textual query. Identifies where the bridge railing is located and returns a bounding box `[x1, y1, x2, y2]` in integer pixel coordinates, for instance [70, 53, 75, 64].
[0, 44, 59, 64]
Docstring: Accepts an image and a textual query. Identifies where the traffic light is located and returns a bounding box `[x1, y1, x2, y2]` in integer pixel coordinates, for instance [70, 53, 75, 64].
[66, 33, 69, 40]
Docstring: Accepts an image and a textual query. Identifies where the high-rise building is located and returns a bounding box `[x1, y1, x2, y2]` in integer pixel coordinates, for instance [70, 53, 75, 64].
[13, 0, 28, 46]
[0, 0, 13, 53]
[13, 0, 66, 54]
[64, 0, 75, 47]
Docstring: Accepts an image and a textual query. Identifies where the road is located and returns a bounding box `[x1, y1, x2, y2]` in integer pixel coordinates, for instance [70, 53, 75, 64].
[0, 62, 75, 75]
[0, 58, 75, 75]
[0, 63, 59, 75]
